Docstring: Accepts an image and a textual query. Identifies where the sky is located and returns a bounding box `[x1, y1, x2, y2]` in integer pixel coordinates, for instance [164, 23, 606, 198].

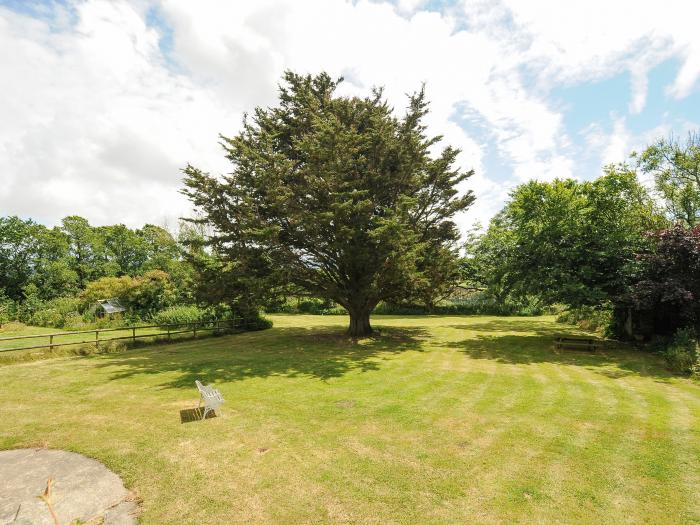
[1, 0, 700, 235]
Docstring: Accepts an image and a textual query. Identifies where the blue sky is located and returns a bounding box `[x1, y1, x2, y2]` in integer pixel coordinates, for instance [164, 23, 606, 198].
[1, 0, 699, 232]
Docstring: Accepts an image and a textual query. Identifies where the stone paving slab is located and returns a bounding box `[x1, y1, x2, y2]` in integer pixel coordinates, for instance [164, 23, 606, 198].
[0, 448, 138, 524]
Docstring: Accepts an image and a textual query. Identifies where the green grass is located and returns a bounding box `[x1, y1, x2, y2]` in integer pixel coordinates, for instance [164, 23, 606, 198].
[0, 322, 192, 363]
[1, 315, 699, 524]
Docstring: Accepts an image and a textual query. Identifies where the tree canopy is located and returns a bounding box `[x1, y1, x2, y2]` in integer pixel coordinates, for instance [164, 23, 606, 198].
[467, 166, 665, 308]
[622, 225, 700, 335]
[182, 71, 474, 336]
[0, 215, 189, 303]
[637, 132, 700, 227]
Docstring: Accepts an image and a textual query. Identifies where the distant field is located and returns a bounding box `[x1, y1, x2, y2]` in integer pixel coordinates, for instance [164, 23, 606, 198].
[1, 314, 698, 524]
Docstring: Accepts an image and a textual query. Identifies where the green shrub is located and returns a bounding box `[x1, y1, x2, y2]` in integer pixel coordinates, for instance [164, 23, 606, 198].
[0, 294, 16, 325]
[17, 283, 44, 323]
[80, 271, 177, 318]
[62, 311, 89, 330]
[63, 313, 126, 331]
[298, 299, 337, 314]
[374, 293, 543, 316]
[664, 327, 700, 375]
[556, 306, 613, 335]
[268, 298, 345, 315]
[152, 305, 208, 327]
[28, 296, 82, 329]
[268, 293, 543, 316]
[125, 270, 178, 317]
[79, 275, 134, 308]
[245, 316, 273, 331]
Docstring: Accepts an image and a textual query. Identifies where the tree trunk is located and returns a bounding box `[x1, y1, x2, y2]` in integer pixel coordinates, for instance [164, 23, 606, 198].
[348, 308, 372, 337]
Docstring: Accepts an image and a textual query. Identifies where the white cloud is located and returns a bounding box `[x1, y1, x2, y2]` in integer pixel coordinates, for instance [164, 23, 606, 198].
[1, 0, 699, 236]
[601, 117, 631, 166]
[629, 69, 649, 115]
[158, 0, 578, 232]
[495, 0, 700, 107]
[669, 47, 700, 99]
[0, 0, 568, 234]
[0, 1, 234, 228]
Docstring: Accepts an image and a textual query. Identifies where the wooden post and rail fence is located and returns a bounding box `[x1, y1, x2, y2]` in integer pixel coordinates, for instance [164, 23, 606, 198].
[0, 317, 255, 353]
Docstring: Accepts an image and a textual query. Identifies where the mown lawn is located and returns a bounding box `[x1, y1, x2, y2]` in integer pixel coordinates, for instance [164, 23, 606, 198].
[1, 315, 699, 524]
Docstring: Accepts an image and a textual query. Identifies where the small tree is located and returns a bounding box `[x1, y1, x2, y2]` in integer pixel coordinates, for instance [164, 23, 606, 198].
[0, 216, 42, 302]
[470, 166, 665, 307]
[622, 225, 700, 335]
[637, 132, 700, 227]
[0, 293, 13, 327]
[463, 216, 519, 304]
[182, 72, 474, 336]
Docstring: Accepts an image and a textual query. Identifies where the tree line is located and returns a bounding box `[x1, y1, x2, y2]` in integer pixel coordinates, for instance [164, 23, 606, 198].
[0, 215, 211, 327]
[0, 215, 189, 301]
[463, 133, 700, 372]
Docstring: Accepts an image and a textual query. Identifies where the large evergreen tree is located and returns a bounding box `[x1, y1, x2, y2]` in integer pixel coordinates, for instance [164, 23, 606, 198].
[182, 72, 474, 336]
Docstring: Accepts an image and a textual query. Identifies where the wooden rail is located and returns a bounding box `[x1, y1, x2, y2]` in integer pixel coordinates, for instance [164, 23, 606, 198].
[0, 317, 254, 353]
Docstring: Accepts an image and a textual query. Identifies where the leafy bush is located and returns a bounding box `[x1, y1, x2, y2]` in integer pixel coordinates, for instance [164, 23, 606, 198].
[64, 313, 126, 331]
[621, 225, 700, 336]
[28, 296, 83, 329]
[268, 293, 543, 316]
[23, 295, 125, 330]
[152, 305, 272, 332]
[79, 276, 134, 308]
[375, 293, 544, 316]
[245, 316, 273, 331]
[557, 306, 613, 335]
[0, 294, 16, 326]
[125, 270, 178, 316]
[17, 283, 44, 323]
[266, 297, 345, 315]
[80, 270, 177, 318]
[152, 305, 209, 327]
[664, 327, 700, 375]
[298, 299, 337, 314]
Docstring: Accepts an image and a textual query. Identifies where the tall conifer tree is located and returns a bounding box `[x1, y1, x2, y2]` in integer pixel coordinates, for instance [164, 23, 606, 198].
[183, 72, 474, 336]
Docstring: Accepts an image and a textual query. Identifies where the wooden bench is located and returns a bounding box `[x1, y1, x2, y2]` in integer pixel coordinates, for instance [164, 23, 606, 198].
[554, 335, 601, 351]
[195, 380, 225, 420]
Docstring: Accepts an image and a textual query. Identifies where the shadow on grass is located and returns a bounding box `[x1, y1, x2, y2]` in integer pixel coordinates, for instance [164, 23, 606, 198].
[445, 331, 674, 380]
[447, 318, 575, 336]
[91, 325, 428, 388]
[179, 407, 217, 423]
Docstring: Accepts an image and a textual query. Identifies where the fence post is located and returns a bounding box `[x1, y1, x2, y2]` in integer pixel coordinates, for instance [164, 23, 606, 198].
[95, 330, 99, 348]
[132, 327, 136, 343]
[49, 334, 54, 351]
